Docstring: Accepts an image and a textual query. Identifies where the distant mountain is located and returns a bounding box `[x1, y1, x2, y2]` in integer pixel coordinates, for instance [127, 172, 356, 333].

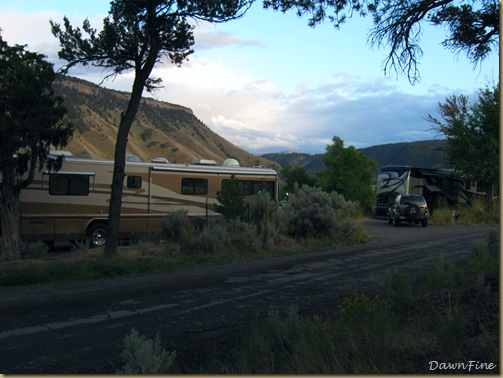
[262, 140, 449, 177]
[359, 140, 449, 169]
[259, 152, 324, 177]
[53, 76, 278, 169]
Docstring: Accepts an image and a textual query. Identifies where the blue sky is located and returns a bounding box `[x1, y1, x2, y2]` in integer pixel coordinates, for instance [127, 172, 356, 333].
[0, 1, 499, 154]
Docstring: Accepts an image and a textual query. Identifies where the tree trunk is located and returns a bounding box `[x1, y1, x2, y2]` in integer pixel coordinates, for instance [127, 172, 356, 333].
[103, 91, 144, 258]
[103, 9, 160, 258]
[0, 179, 22, 261]
[103, 66, 157, 257]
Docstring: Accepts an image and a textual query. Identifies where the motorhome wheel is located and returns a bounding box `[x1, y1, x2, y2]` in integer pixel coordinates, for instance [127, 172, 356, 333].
[87, 223, 107, 248]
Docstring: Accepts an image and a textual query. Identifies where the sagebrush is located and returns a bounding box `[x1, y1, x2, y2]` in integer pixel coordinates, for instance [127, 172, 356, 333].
[117, 329, 177, 374]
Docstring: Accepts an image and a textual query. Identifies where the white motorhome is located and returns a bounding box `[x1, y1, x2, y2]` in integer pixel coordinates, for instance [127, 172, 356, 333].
[13, 152, 278, 247]
[375, 165, 485, 215]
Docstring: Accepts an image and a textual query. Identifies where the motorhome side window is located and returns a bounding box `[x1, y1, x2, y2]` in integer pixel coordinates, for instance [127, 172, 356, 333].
[222, 179, 275, 198]
[127, 175, 142, 189]
[182, 178, 208, 195]
[49, 173, 90, 196]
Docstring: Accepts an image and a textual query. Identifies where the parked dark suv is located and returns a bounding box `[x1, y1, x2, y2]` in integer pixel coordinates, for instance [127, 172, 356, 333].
[387, 194, 429, 227]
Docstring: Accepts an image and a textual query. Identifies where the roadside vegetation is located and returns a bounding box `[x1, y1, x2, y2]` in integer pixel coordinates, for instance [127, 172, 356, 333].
[115, 230, 499, 374]
[429, 197, 499, 226]
[1, 184, 498, 289]
[0, 185, 369, 288]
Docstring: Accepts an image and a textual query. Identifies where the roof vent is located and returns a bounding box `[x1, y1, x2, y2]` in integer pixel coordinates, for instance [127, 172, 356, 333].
[151, 157, 169, 164]
[192, 159, 217, 166]
[223, 158, 240, 167]
[126, 154, 141, 162]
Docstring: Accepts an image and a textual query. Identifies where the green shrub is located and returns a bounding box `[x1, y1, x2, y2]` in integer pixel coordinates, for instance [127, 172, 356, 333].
[179, 219, 280, 256]
[180, 221, 230, 255]
[260, 220, 285, 250]
[282, 184, 366, 239]
[330, 192, 361, 217]
[334, 218, 370, 245]
[229, 220, 260, 253]
[246, 191, 278, 224]
[282, 185, 338, 237]
[157, 209, 193, 242]
[330, 191, 350, 209]
[117, 329, 177, 374]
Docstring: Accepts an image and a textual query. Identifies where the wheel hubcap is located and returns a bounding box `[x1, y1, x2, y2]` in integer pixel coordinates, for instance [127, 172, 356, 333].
[92, 230, 106, 246]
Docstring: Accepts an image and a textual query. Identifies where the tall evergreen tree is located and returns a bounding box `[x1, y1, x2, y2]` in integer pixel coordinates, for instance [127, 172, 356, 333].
[0, 37, 73, 261]
[216, 174, 246, 221]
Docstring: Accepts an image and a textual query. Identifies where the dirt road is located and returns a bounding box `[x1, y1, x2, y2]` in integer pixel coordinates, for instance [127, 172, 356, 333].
[0, 220, 497, 373]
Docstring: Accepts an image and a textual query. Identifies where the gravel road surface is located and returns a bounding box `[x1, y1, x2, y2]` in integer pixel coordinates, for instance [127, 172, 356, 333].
[0, 220, 497, 373]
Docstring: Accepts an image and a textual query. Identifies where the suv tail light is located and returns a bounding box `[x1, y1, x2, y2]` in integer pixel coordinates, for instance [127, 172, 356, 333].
[425, 205, 429, 214]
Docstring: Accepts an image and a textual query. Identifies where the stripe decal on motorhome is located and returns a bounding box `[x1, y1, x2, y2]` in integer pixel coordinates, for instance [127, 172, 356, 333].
[150, 166, 277, 175]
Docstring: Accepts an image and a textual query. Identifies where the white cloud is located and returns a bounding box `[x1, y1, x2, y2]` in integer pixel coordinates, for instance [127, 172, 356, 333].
[1, 10, 59, 54]
[0, 9, 105, 61]
[211, 115, 247, 130]
[146, 59, 448, 154]
[194, 29, 266, 49]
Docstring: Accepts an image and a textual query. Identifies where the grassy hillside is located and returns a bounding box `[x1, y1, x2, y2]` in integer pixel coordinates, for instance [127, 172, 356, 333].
[53, 76, 278, 169]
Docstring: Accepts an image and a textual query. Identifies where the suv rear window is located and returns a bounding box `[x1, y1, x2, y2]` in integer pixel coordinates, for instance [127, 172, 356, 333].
[400, 196, 425, 205]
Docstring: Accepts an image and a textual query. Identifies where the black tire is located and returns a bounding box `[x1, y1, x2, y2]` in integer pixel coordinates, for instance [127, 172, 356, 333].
[406, 204, 420, 219]
[421, 219, 428, 227]
[87, 222, 107, 248]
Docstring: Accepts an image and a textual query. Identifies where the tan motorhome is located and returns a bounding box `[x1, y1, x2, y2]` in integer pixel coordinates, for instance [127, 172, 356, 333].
[16, 153, 278, 247]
